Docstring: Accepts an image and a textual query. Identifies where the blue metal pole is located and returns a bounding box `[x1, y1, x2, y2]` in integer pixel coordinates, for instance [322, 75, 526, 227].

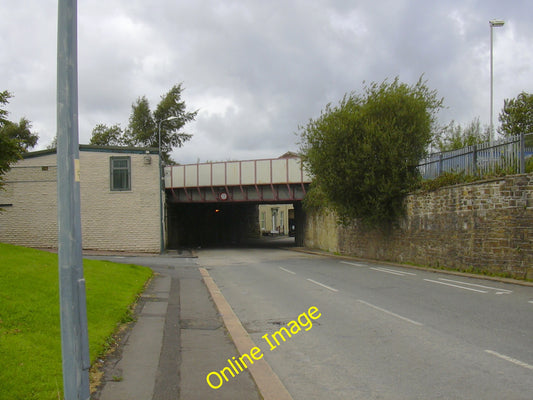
[57, 0, 90, 398]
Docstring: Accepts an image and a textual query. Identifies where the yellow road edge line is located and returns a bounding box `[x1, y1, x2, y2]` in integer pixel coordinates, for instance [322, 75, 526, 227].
[199, 267, 294, 400]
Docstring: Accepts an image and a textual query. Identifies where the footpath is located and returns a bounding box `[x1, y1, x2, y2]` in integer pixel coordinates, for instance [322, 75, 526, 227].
[92, 256, 262, 400]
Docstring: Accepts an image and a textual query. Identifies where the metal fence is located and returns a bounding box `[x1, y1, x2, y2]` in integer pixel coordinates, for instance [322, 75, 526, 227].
[418, 133, 533, 180]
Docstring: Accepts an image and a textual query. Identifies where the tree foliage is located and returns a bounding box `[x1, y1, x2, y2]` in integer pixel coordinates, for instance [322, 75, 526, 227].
[125, 96, 154, 146]
[299, 77, 443, 227]
[89, 124, 125, 146]
[498, 92, 533, 137]
[436, 118, 489, 152]
[0, 90, 11, 126]
[90, 84, 197, 164]
[1, 91, 38, 191]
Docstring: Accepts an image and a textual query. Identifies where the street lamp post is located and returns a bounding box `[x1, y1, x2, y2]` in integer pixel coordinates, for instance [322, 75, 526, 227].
[158, 116, 179, 253]
[489, 19, 505, 144]
[57, 0, 90, 398]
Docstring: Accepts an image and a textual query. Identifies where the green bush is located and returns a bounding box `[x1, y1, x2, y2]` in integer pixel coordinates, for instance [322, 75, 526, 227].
[526, 156, 533, 173]
[299, 77, 443, 227]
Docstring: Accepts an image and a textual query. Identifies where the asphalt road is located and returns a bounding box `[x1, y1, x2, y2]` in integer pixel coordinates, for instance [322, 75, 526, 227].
[200, 246, 533, 400]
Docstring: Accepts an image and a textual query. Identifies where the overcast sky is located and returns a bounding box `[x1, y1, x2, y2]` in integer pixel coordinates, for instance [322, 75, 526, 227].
[1, 0, 532, 163]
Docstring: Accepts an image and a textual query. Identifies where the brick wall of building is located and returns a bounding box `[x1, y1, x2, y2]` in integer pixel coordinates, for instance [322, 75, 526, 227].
[304, 174, 533, 279]
[0, 147, 160, 252]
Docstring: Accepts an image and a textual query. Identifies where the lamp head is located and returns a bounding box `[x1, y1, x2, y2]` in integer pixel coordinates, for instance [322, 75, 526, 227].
[489, 20, 505, 27]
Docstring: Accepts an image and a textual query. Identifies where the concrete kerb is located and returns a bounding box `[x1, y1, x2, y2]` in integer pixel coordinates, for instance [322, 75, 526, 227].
[287, 246, 533, 288]
[199, 267, 294, 400]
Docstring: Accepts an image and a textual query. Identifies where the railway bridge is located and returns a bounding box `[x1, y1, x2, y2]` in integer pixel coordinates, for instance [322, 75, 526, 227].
[164, 154, 312, 248]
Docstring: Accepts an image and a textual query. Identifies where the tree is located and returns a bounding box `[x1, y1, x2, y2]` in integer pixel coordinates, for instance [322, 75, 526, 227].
[91, 83, 197, 164]
[299, 77, 443, 227]
[89, 124, 125, 146]
[436, 118, 489, 152]
[126, 84, 197, 164]
[0, 91, 38, 191]
[0, 90, 11, 126]
[1, 117, 38, 152]
[498, 92, 533, 137]
[125, 96, 155, 146]
[0, 132, 19, 189]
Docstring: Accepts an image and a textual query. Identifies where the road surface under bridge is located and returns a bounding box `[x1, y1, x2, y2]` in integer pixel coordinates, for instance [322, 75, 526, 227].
[164, 156, 311, 248]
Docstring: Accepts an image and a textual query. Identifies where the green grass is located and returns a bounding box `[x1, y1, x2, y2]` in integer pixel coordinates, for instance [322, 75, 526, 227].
[0, 243, 153, 400]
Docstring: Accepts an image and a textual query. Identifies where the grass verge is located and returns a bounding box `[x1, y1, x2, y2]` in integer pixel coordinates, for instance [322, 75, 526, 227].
[0, 243, 153, 400]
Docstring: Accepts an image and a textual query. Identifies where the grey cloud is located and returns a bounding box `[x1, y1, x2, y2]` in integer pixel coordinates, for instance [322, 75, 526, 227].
[1, 0, 532, 164]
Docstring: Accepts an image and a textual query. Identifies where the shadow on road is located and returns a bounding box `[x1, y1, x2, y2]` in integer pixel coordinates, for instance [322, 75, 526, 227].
[194, 235, 296, 251]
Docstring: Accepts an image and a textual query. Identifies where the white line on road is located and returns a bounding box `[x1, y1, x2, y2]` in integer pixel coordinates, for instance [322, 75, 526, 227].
[438, 278, 512, 293]
[307, 278, 339, 292]
[377, 267, 416, 276]
[279, 267, 296, 275]
[340, 261, 368, 267]
[529, 300, 533, 304]
[424, 279, 488, 293]
[357, 300, 423, 326]
[371, 267, 417, 276]
[370, 267, 406, 276]
[485, 350, 533, 371]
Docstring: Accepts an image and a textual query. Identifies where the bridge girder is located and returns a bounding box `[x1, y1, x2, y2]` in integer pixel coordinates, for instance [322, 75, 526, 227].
[167, 183, 308, 203]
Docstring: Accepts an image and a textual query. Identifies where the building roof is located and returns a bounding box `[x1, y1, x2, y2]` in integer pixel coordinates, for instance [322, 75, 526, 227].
[23, 145, 159, 159]
[278, 151, 300, 159]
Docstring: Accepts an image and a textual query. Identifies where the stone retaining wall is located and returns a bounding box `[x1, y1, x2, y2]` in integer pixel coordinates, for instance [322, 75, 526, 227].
[304, 174, 533, 279]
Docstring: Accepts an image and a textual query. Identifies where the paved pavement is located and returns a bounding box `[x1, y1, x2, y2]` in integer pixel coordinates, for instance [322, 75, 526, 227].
[89, 252, 262, 400]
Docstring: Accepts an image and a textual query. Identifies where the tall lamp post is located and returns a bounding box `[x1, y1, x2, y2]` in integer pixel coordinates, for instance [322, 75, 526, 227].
[158, 116, 179, 253]
[57, 0, 90, 398]
[489, 19, 505, 144]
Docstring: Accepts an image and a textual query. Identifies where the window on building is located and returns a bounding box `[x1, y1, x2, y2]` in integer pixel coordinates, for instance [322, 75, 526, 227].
[110, 156, 131, 191]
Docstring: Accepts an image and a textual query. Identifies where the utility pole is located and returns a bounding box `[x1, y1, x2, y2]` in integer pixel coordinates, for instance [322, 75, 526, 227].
[57, 0, 90, 399]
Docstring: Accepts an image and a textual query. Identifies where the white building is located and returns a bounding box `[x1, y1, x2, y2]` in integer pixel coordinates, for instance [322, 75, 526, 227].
[0, 145, 161, 253]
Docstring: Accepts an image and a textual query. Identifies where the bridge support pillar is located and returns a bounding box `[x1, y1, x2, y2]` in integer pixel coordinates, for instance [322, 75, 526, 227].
[294, 202, 306, 247]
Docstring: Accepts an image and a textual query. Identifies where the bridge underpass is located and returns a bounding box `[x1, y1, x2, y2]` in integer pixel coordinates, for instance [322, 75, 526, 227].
[164, 156, 311, 248]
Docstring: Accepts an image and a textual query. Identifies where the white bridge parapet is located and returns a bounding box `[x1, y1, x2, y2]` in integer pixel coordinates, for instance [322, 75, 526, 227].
[164, 156, 312, 203]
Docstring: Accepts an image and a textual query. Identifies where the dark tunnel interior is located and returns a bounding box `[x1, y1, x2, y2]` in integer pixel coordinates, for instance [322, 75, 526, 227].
[166, 201, 305, 249]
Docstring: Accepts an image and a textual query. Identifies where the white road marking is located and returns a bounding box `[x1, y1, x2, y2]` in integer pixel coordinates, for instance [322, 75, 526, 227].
[371, 267, 406, 276]
[529, 300, 533, 304]
[424, 279, 488, 293]
[438, 278, 512, 293]
[307, 278, 339, 292]
[340, 261, 368, 267]
[378, 267, 416, 276]
[371, 267, 416, 276]
[485, 350, 533, 371]
[279, 267, 296, 275]
[357, 300, 423, 326]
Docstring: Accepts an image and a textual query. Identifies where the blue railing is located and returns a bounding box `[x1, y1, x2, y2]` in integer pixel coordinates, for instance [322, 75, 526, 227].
[418, 133, 533, 179]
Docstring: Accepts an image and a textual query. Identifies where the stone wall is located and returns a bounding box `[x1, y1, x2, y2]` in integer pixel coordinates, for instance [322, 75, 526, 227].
[304, 174, 533, 279]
